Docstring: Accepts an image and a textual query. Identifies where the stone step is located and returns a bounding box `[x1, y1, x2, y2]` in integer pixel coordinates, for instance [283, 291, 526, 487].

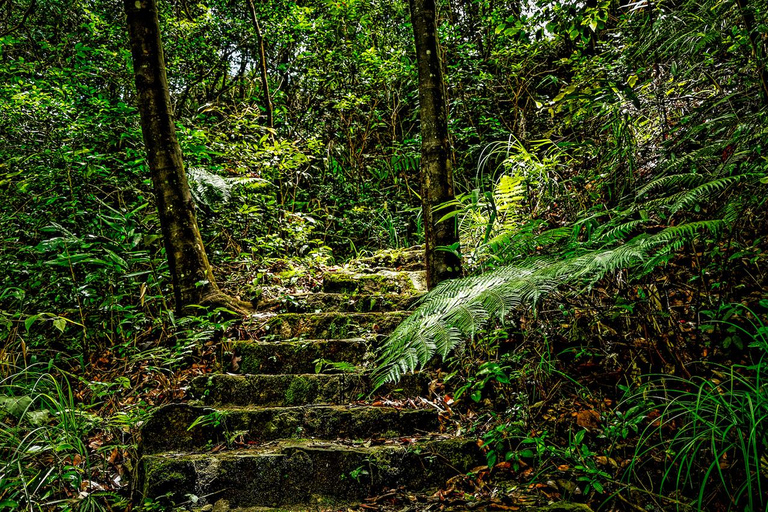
[231, 339, 368, 375]
[259, 292, 421, 313]
[261, 311, 408, 340]
[322, 270, 426, 295]
[141, 403, 441, 455]
[189, 373, 431, 407]
[139, 438, 484, 509]
[192, 500, 595, 512]
[353, 246, 425, 271]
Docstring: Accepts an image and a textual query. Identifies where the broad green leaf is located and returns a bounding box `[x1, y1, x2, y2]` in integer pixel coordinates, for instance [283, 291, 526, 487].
[53, 317, 66, 333]
[25, 314, 40, 332]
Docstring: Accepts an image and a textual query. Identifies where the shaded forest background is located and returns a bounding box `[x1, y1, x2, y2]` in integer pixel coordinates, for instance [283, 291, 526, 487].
[1, 0, 767, 510]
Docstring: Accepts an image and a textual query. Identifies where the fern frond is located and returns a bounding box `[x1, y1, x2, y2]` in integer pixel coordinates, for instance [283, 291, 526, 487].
[485, 224, 571, 260]
[372, 215, 737, 387]
[595, 219, 648, 244]
[669, 175, 743, 215]
[187, 166, 270, 210]
[637, 173, 706, 198]
[372, 259, 564, 387]
[646, 220, 725, 246]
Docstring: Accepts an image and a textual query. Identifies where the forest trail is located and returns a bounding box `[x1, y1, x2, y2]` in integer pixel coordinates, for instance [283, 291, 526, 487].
[137, 249, 486, 510]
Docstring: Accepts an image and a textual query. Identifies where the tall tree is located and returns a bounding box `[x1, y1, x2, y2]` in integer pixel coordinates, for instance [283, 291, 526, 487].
[409, 0, 463, 288]
[123, 0, 251, 315]
[246, 0, 274, 131]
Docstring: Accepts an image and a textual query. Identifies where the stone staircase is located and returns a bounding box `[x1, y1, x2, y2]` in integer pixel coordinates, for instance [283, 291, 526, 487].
[137, 249, 484, 510]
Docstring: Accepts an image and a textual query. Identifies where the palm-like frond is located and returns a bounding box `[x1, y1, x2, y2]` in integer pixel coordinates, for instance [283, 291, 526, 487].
[187, 166, 269, 210]
[372, 216, 735, 387]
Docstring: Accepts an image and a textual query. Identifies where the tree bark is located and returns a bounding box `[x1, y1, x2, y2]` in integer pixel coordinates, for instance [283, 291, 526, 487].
[246, 0, 274, 131]
[123, 0, 251, 315]
[409, 0, 463, 289]
[245, 0, 284, 211]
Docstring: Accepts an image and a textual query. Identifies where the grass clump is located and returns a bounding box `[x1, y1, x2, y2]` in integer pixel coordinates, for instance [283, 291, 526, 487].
[629, 307, 768, 511]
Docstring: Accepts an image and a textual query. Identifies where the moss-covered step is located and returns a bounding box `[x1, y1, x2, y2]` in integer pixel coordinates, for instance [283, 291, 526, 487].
[190, 500, 595, 512]
[353, 246, 425, 271]
[191, 500, 596, 512]
[231, 339, 368, 375]
[189, 373, 431, 407]
[139, 438, 484, 509]
[259, 292, 420, 314]
[141, 403, 441, 454]
[262, 311, 408, 339]
[321, 270, 425, 295]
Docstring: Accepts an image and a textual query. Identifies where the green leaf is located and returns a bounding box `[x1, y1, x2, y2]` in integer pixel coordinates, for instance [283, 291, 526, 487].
[53, 317, 66, 333]
[25, 314, 40, 333]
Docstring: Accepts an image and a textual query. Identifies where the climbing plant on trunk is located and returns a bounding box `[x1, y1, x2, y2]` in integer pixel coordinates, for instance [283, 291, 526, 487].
[123, 0, 251, 315]
[409, 0, 463, 289]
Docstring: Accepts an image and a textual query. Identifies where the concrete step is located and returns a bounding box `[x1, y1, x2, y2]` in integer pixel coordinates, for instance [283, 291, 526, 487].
[139, 438, 484, 509]
[141, 403, 441, 455]
[231, 339, 368, 375]
[189, 373, 431, 407]
[322, 270, 426, 295]
[259, 292, 420, 313]
[261, 311, 408, 340]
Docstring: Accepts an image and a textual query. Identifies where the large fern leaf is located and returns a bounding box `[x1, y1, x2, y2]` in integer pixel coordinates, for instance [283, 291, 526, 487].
[372, 218, 732, 388]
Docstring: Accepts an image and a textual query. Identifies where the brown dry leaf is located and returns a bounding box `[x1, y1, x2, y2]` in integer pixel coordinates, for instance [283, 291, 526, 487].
[575, 409, 601, 428]
[107, 447, 119, 464]
[594, 455, 618, 468]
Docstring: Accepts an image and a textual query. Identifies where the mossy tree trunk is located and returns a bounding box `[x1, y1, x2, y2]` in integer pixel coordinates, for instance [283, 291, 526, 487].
[409, 0, 463, 289]
[123, 0, 251, 315]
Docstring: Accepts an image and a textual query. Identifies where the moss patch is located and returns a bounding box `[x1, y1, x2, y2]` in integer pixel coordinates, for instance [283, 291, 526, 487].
[284, 376, 318, 405]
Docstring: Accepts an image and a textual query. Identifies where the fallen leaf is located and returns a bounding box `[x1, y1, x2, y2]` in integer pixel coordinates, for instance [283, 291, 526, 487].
[576, 409, 601, 428]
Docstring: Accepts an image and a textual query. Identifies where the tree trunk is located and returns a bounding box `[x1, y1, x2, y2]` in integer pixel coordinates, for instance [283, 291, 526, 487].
[409, 0, 463, 289]
[123, 0, 251, 315]
[246, 0, 274, 130]
[245, 0, 284, 210]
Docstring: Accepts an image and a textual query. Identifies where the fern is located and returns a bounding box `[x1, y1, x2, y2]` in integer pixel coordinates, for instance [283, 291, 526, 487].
[636, 173, 706, 198]
[372, 218, 732, 387]
[668, 175, 745, 215]
[187, 167, 269, 211]
[495, 174, 526, 231]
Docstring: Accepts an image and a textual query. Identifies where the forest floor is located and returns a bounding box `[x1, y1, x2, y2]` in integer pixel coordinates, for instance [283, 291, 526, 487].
[53, 238, 768, 512]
